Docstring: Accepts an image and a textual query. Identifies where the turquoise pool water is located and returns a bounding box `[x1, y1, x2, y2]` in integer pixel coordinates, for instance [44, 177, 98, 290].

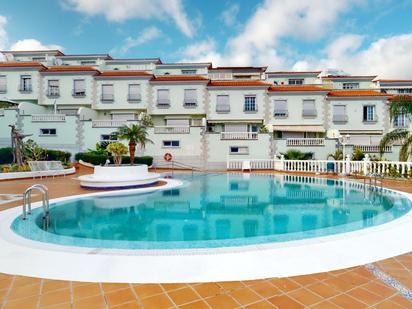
[12, 173, 412, 249]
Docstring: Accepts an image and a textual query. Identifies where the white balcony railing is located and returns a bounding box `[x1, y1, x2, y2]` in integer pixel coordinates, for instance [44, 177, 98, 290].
[354, 145, 392, 153]
[154, 126, 190, 134]
[221, 132, 258, 140]
[92, 120, 127, 128]
[286, 138, 325, 147]
[31, 114, 66, 122]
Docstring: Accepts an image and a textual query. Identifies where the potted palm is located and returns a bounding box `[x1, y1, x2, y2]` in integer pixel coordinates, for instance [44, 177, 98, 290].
[106, 142, 128, 166]
[114, 124, 153, 165]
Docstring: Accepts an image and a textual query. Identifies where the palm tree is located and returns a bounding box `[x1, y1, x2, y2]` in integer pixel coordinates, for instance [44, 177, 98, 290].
[327, 149, 343, 160]
[114, 124, 153, 165]
[380, 95, 412, 161]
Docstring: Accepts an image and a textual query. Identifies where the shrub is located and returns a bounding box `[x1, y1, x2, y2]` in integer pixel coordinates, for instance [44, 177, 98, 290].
[45, 149, 71, 163]
[0, 148, 13, 164]
[106, 142, 128, 165]
[122, 156, 153, 166]
[75, 153, 110, 165]
[352, 148, 365, 161]
[282, 150, 313, 160]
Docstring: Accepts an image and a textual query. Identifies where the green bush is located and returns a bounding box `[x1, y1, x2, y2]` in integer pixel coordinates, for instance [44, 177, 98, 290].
[45, 149, 71, 163]
[75, 153, 110, 165]
[122, 156, 153, 166]
[282, 150, 313, 160]
[0, 147, 13, 164]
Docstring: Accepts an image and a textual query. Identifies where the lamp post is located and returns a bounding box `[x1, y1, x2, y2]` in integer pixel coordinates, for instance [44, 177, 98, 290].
[339, 134, 350, 175]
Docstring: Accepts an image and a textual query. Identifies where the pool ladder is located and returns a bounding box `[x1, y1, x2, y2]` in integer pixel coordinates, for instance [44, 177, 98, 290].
[22, 184, 50, 226]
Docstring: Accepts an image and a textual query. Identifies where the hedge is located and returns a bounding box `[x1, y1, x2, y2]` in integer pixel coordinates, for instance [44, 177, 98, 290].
[0, 148, 13, 164]
[75, 153, 153, 166]
[45, 149, 71, 163]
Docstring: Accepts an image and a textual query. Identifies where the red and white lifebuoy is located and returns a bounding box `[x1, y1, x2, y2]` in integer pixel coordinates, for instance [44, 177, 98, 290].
[164, 152, 173, 161]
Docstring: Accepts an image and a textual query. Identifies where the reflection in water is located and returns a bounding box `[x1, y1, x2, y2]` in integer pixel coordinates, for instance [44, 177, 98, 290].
[33, 173, 411, 244]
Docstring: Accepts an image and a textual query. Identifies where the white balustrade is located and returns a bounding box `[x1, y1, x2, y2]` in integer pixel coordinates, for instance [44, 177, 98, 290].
[31, 114, 66, 122]
[221, 132, 258, 140]
[92, 120, 127, 128]
[154, 126, 190, 134]
[354, 145, 392, 153]
[286, 138, 325, 147]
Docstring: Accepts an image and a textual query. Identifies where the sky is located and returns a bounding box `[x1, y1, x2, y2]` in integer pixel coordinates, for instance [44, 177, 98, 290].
[1, 0, 412, 78]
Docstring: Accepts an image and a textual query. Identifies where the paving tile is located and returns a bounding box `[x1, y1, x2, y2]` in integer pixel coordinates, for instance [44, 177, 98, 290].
[12, 276, 41, 288]
[375, 299, 407, 309]
[110, 300, 142, 308]
[105, 287, 136, 307]
[323, 276, 356, 292]
[362, 280, 397, 298]
[229, 287, 262, 305]
[217, 281, 245, 291]
[39, 289, 71, 308]
[289, 275, 316, 286]
[139, 293, 173, 309]
[251, 281, 282, 298]
[167, 286, 200, 306]
[74, 294, 107, 309]
[306, 282, 340, 299]
[329, 294, 367, 309]
[288, 288, 323, 306]
[132, 284, 163, 299]
[102, 283, 130, 293]
[269, 278, 301, 293]
[7, 282, 41, 300]
[73, 283, 101, 300]
[192, 282, 222, 298]
[267, 295, 304, 309]
[179, 299, 209, 309]
[3, 295, 39, 309]
[0, 278, 13, 290]
[42, 302, 72, 309]
[160, 283, 187, 292]
[42, 280, 71, 294]
[388, 294, 412, 307]
[205, 294, 240, 309]
[346, 286, 386, 306]
[310, 300, 341, 309]
[245, 300, 275, 309]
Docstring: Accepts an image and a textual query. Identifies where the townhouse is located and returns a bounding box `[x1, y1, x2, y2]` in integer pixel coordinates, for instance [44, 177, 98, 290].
[0, 49, 410, 168]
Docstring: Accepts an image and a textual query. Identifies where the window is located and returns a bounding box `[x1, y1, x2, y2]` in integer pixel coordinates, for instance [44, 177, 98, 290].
[288, 79, 304, 85]
[302, 99, 316, 117]
[274, 100, 288, 117]
[363, 105, 376, 122]
[184, 89, 197, 106]
[20, 75, 32, 92]
[100, 134, 117, 142]
[47, 80, 59, 97]
[398, 89, 412, 94]
[111, 113, 136, 120]
[163, 140, 180, 148]
[229, 146, 249, 154]
[101, 84, 114, 101]
[244, 95, 257, 111]
[128, 84, 141, 101]
[394, 113, 406, 128]
[80, 60, 96, 65]
[40, 128, 56, 136]
[182, 69, 196, 75]
[157, 89, 170, 106]
[0, 75, 6, 93]
[333, 105, 347, 122]
[343, 82, 359, 89]
[216, 95, 230, 112]
[32, 57, 46, 62]
[73, 79, 86, 97]
[166, 119, 190, 126]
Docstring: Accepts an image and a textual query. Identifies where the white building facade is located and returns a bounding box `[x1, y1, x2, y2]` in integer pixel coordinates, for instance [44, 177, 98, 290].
[0, 50, 409, 168]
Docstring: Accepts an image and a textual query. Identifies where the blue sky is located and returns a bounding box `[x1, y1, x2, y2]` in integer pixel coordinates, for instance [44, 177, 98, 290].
[1, 0, 412, 77]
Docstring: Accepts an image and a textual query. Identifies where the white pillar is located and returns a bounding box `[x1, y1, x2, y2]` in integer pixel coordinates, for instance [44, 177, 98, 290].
[363, 154, 370, 176]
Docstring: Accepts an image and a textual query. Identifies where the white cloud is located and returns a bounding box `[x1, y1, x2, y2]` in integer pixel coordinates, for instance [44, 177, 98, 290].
[112, 26, 162, 54]
[63, 0, 194, 37]
[0, 15, 8, 50]
[10, 39, 63, 51]
[220, 4, 240, 27]
[295, 33, 412, 78]
[179, 38, 224, 65]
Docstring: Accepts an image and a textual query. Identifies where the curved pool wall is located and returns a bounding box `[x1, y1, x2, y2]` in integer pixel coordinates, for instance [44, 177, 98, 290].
[11, 173, 412, 250]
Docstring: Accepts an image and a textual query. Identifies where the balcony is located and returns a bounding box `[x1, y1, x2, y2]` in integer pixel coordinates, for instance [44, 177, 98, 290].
[354, 145, 392, 153]
[92, 120, 128, 128]
[221, 132, 258, 140]
[286, 138, 325, 147]
[154, 126, 190, 134]
[31, 114, 66, 122]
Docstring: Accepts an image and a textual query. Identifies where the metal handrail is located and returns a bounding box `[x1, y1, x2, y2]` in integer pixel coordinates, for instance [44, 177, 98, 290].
[153, 160, 206, 175]
[22, 184, 49, 220]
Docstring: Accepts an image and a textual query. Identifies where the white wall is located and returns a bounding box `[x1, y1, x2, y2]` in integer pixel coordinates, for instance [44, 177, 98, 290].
[0, 69, 40, 102]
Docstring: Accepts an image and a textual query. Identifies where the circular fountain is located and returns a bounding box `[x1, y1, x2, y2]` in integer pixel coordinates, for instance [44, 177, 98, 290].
[78, 165, 161, 189]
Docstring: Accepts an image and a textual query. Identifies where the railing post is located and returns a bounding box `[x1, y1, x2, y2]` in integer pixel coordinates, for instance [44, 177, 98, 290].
[280, 155, 285, 171]
[363, 154, 370, 176]
[345, 154, 351, 175]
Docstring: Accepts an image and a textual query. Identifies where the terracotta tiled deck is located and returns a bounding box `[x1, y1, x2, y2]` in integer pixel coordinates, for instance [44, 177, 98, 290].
[1, 167, 412, 308]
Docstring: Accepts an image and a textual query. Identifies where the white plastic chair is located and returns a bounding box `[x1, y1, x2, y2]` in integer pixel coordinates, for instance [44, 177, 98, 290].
[242, 160, 251, 172]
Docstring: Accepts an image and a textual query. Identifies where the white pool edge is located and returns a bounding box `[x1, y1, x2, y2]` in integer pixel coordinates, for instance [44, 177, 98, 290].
[0, 177, 412, 283]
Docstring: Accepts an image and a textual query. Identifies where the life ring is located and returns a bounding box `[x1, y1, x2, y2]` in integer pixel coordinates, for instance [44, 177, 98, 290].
[164, 152, 173, 161]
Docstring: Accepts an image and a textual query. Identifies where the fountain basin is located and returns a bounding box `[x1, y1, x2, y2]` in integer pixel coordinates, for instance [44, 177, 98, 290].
[78, 165, 161, 189]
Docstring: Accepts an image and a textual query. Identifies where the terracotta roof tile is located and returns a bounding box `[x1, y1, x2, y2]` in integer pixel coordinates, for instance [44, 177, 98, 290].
[98, 71, 152, 77]
[151, 75, 209, 82]
[41, 66, 99, 72]
[208, 80, 271, 87]
[268, 85, 327, 92]
[327, 90, 390, 97]
[0, 61, 45, 68]
[376, 79, 412, 83]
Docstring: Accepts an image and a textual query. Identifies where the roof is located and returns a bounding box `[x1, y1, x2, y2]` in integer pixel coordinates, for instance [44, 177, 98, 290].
[266, 71, 321, 75]
[376, 79, 412, 83]
[56, 54, 112, 60]
[268, 85, 327, 92]
[97, 71, 152, 77]
[156, 62, 212, 68]
[209, 66, 267, 72]
[40, 66, 99, 73]
[0, 61, 46, 69]
[0, 50, 64, 56]
[106, 58, 162, 64]
[208, 80, 271, 87]
[272, 125, 325, 133]
[151, 75, 209, 82]
[327, 90, 390, 97]
[322, 75, 377, 80]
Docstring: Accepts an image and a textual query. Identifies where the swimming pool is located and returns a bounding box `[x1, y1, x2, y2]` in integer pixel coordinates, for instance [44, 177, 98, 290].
[11, 173, 412, 250]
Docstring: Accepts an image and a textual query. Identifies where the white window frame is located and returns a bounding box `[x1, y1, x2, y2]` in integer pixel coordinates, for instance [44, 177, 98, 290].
[73, 79, 86, 97]
[157, 89, 170, 106]
[302, 99, 317, 117]
[363, 105, 376, 122]
[274, 100, 288, 117]
[244, 95, 257, 112]
[184, 89, 197, 107]
[216, 95, 230, 112]
[343, 82, 360, 90]
[394, 113, 407, 128]
[128, 84, 141, 102]
[288, 79, 304, 85]
[333, 105, 347, 123]
[39, 128, 57, 136]
[47, 80, 60, 97]
[162, 140, 180, 148]
[20, 75, 32, 92]
[229, 146, 249, 155]
[101, 84, 114, 102]
[181, 69, 197, 75]
[100, 134, 118, 142]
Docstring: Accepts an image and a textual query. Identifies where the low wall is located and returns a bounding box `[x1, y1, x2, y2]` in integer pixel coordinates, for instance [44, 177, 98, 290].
[0, 167, 76, 181]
